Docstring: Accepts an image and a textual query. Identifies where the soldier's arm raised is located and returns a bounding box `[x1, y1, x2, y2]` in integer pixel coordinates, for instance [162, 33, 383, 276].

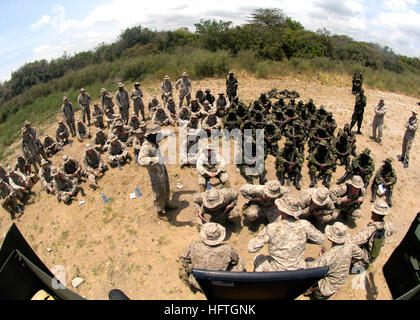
[302, 220, 325, 245]
[248, 226, 269, 253]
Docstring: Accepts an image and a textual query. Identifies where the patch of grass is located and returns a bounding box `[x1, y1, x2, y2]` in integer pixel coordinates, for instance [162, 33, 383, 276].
[157, 235, 170, 247]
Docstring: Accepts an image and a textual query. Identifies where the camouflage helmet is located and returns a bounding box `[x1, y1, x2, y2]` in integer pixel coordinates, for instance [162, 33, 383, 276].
[85, 143, 95, 151]
[318, 140, 329, 148]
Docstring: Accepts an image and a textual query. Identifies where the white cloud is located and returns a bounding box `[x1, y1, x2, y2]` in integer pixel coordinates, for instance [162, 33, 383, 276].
[30, 15, 51, 30]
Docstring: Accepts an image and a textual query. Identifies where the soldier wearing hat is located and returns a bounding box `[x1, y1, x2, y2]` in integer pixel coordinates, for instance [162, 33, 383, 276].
[51, 167, 85, 204]
[186, 112, 202, 130]
[76, 117, 90, 142]
[104, 109, 117, 130]
[201, 109, 222, 135]
[77, 88, 92, 126]
[14, 155, 37, 184]
[307, 139, 336, 189]
[61, 96, 76, 137]
[21, 127, 42, 172]
[193, 188, 240, 225]
[148, 95, 160, 117]
[23, 121, 48, 161]
[352, 200, 394, 268]
[152, 104, 175, 127]
[56, 121, 70, 145]
[332, 130, 352, 169]
[330, 175, 366, 228]
[196, 144, 230, 192]
[7, 166, 31, 200]
[61, 155, 85, 185]
[39, 160, 55, 194]
[107, 134, 131, 167]
[180, 129, 200, 168]
[132, 129, 145, 159]
[299, 187, 337, 225]
[0, 179, 22, 218]
[128, 113, 141, 131]
[179, 223, 245, 292]
[101, 88, 115, 114]
[130, 82, 145, 120]
[94, 128, 108, 153]
[83, 144, 108, 190]
[307, 222, 367, 300]
[240, 180, 290, 223]
[177, 104, 191, 128]
[337, 147, 374, 188]
[115, 82, 130, 125]
[42, 134, 59, 157]
[175, 72, 192, 107]
[160, 75, 173, 105]
[138, 124, 178, 221]
[371, 158, 397, 207]
[249, 194, 324, 272]
[92, 103, 105, 129]
[371, 97, 387, 144]
[215, 92, 228, 117]
[349, 89, 367, 134]
[165, 97, 178, 121]
[276, 139, 304, 190]
[399, 109, 418, 168]
[204, 89, 215, 106]
[111, 118, 134, 146]
[226, 70, 238, 103]
[190, 97, 203, 114]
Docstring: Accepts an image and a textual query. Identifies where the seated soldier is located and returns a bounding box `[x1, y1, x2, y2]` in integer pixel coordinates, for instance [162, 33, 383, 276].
[236, 136, 266, 185]
[370, 158, 397, 207]
[61, 155, 85, 184]
[107, 134, 131, 167]
[14, 154, 37, 184]
[177, 104, 191, 128]
[180, 129, 200, 168]
[186, 113, 202, 130]
[195, 89, 205, 105]
[152, 104, 175, 127]
[94, 128, 108, 153]
[0, 180, 23, 218]
[299, 187, 338, 226]
[111, 119, 134, 147]
[128, 113, 141, 131]
[204, 89, 215, 106]
[190, 98, 202, 114]
[199, 100, 212, 119]
[166, 97, 178, 121]
[240, 180, 290, 224]
[7, 167, 33, 201]
[105, 110, 117, 129]
[337, 148, 374, 188]
[83, 144, 109, 190]
[307, 140, 336, 189]
[51, 168, 84, 204]
[332, 130, 352, 169]
[275, 139, 304, 190]
[196, 145, 230, 192]
[76, 118, 90, 142]
[132, 129, 145, 160]
[148, 95, 159, 116]
[42, 134, 60, 157]
[223, 108, 241, 132]
[179, 223, 245, 292]
[92, 103, 105, 129]
[216, 92, 228, 118]
[56, 120, 70, 145]
[330, 175, 366, 228]
[193, 188, 240, 226]
[248, 195, 324, 272]
[39, 160, 55, 194]
[201, 109, 222, 136]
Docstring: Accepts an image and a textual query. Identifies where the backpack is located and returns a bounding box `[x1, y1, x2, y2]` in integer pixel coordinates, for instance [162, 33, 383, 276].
[370, 229, 386, 261]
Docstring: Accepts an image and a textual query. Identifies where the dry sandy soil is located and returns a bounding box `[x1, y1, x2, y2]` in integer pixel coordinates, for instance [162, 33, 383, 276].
[1, 75, 419, 300]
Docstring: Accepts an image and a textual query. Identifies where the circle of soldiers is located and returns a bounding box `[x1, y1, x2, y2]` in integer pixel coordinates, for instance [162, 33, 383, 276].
[1, 70, 416, 300]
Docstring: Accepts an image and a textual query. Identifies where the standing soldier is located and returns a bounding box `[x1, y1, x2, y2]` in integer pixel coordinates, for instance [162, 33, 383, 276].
[349, 89, 367, 134]
[101, 88, 115, 114]
[115, 82, 130, 125]
[330, 175, 366, 228]
[56, 120, 70, 145]
[399, 109, 418, 168]
[61, 96, 76, 137]
[371, 97, 387, 144]
[138, 125, 178, 221]
[332, 131, 352, 169]
[23, 121, 48, 161]
[160, 75, 173, 105]
[175, 72, 192, 107]
[83, 144, 109, 190]
[130, 82, 145, 120]
[337, 148, 375, 188]
[77, 88, 92, 126]
[21, 128, 41, 173]
[276, 139, 304, 190]
[307, 140, 336, 189]
[371, 158, 397, 207]
[226, 70, 238, 103]
[92, 103, 105, 129]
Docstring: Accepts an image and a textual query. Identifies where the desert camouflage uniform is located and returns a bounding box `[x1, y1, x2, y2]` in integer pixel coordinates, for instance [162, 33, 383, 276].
[177, 107, 191, 127]
[25, 126, 48, 161]
[22, 131, 41, 172]
[152, 108, 173, 127]
[116, 87, 130, 124]
[249, 217, 324, 272]
[166, 100, 178, 120]
[62, 100, 76, 137]
[330, 183, 366, 223]
[202, 115, 222, 133]
[111, 124, 134, 147]
[83, 149, 108, 187]
[175, 77, 192, 107]
[0, 181, 20, 216]
[43, 135, 59, 157]
[39, 165, 54, 194]
[62, 157, 85, 184]
[77, 91, 92, 125]
[8, 170, 30, 200]
[138, 139, 171, 213]
[148, 98, 160, 116]
[240, 184, 290, 223]
[52, 174, 81, 204]
[107, 140, 130, 166]
[401, 115, 418, 165]
[130, 87, 145, 119]
[128, 115, 140, 131]
[299, 188, 337, 224]
[92, 106, 105, 129]
[56, 123, 69, 145]
[132, 134, 145, 158]
[76, 120, 90, 142]
[101, 92, 115, 114]
[105, 112, 116, 129]
[94, 131, 108, 153]
[160, 80, 173, 104]
[190, 100, 203, 114]
[186, 117, 202, 130]
[14, 157, 34, 178]
[196, 150, 229, 191]
[372, 102, 387, 142]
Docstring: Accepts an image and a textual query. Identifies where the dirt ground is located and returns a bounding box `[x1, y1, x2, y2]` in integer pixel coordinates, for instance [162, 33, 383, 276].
[1, 75, 419, 300]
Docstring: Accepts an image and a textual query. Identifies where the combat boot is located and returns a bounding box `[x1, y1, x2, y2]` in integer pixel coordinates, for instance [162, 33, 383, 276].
[165, 203, 179, 211]
[337, 172, 350, 185]
[403, 161, 409, 168]
[322, 175, 331, 189]
[294, 174, 301, 190]
[157, 211, 169, 222]
[309, 173, 317, 188]
[386, 191, 393, 207]
[371, 185, 377, 203]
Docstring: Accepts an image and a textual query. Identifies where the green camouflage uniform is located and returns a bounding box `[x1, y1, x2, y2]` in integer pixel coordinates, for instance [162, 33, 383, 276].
[338, 148, 374, 188]
[226, 73, 238, 102]
[332, 131, 352, 169]
[350, 91, 367, 133]
[371, 159, 397, 207]
[307, 140, 336, 188]
[275, 140, 304, 190]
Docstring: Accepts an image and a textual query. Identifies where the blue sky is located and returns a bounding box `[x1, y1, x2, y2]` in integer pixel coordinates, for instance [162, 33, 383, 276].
[1, 0, 420, 81]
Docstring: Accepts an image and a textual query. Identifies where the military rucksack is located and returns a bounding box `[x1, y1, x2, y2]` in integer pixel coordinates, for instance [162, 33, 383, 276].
[370, 229, 386, 261]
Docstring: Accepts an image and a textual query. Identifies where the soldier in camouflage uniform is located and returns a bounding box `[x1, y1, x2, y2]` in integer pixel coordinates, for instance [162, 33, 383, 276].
[8, 167, 33, 201]
[165, 97, 178, 121]
[307, 140, 336, 188]
[111, 119, 134, 147]
[83, 144, 108, 190]
[177, 104, 191, 128]
[179, 223, 244, 292]
[39, 160, 55, 194]
[204, 89, 215, 106]
[180, 129, 200, 168]
[195, 89, 205, 105]
[138, 125, 178, 221]
[0, 180, 22, 218]
[42, 134, 59, 158]
[236, 136, 266, 185]
[152, 105, 175, 127]
[101, 88, 115, 114]
[216, 92, 228, 117]
[230, 96, 249, 122]
[175, 72, 192, 107]
[307, 222, 367, 300]
[332, 131, 352, 169]
[115, 82, 131, 124]
[160, 75, 173, 105]
[299, 187, 338, 225]
[14, 155, 37, 184]
[21, 128, 41, 172]
[105, 110, 117, 129]
[226, 71, 238, 103]
[56, 120, 70, 145]
[92, 103, 105, 129]
[399, 110, 418, 168]
[107, 134, 131, 167]
[343, 123, 357, 156]
[128, 113, 140, 131]
[94, 128, 108, 153]
[196, 145, 230, 192]
[371, 98, 387, 144]
[337, 147, 374, 188]
[51, 167, 84, 204]
[283, 120, 306, 153]
[202, 109, 222, 136]
[330, 175, 366, 228]
[351, 200, 394, 269]
[322, 112, 337, 136]
[249, 195, 324, 272]
[349, 89, 367, 134]
[275, 139, 304, 190]
[240, 180, 289, 223]
[264, 121, 281, 156]
[76, 118, 90, 142]
[370, 158, 397, 207]
[186, 113, 202, 130]
[61, 155, 85, 185]
[77, 88, 92, 126]
[193, 188, 240, 225]
[307, 125, 332, 154]
[223, 109, 241, 132]
[61, 96, 76, 137]
[130, 82, 145, 120]
[132, 129, 145, 160]
[23, 121, 48, 161]
[190, 98, 202, 114]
